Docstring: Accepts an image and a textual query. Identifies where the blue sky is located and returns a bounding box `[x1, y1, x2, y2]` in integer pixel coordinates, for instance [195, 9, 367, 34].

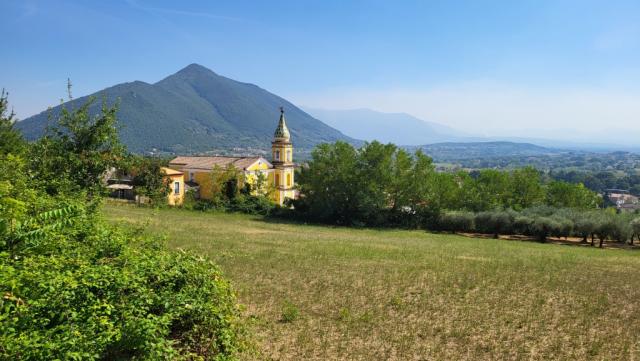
[2, 0, 640, 142]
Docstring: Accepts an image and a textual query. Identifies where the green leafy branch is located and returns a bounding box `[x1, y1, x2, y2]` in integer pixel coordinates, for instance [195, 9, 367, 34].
[1, 205, 82, 253]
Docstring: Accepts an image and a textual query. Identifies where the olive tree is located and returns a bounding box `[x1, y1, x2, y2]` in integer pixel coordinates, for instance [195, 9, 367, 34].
[631, 218, 640, 245]
[438, 211, 475, 233]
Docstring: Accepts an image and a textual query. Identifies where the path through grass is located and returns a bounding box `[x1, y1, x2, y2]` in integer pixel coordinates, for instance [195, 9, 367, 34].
[104, 204, 640, 360]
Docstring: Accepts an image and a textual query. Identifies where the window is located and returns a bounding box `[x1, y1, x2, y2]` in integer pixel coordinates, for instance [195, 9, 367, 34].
[189, 172, 195, 182]
[275, 150, 280, 161]
[174, 181, 180, 195]
[287, 150, 291, 162]
[275, 174, 280, 187]
[286, 173, 291, 186]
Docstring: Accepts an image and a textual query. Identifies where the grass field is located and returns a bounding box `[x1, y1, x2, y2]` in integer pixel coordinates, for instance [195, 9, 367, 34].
[103, 203, 640, 360]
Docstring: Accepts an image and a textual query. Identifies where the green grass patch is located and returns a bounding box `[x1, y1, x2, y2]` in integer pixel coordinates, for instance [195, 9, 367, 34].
[103, 203, 640, 360]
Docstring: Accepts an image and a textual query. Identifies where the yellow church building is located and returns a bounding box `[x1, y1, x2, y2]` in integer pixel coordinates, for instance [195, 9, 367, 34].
[167, 107, 296, 206]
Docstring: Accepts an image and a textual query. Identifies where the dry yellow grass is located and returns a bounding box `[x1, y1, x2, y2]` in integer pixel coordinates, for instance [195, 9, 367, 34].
[103, 203, 640, 360]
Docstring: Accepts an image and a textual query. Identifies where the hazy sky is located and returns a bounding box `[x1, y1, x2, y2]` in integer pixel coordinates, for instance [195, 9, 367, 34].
[2, 0, 640, 141]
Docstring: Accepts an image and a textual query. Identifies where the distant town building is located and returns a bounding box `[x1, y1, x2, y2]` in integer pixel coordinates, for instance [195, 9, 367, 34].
[604, 189, 640, 212]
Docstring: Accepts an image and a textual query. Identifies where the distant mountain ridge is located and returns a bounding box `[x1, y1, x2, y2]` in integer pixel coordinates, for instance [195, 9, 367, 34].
[17, 64, 353, 154]
[408, 141, 565, 162]
[303, 107, 470, 145]
[304, 107, 640, 154]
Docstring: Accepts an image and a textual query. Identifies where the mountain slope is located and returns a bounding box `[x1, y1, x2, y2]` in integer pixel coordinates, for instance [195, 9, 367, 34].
[303, 107, 469, 145]
[17, 64, 353, 153]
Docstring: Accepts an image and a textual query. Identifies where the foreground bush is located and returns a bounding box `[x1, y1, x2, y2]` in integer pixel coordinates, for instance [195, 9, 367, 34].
[0, 217, 245, 360]
[1, 154, 245, 360]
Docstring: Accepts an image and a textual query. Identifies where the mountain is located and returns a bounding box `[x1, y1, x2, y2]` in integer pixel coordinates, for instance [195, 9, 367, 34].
[17, 64, 353, 153]
[303, 107, 469, 145]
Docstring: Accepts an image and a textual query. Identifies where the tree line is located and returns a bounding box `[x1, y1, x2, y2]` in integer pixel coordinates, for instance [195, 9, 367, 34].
[551, 169, 640, 197]
[289, 141, 603, 226]
[437, 207, 640, 247]
[285, 141, 640, 247]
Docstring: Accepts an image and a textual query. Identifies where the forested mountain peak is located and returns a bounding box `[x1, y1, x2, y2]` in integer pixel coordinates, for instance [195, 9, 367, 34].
[17, 64, 353, 154]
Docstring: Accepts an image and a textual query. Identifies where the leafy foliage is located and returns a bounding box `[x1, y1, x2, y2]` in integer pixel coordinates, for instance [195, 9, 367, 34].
[129, 156, 170, 206]
[294, 141, 437, 226]
[1, 93, 245, 359]
[183, 164, 275, 216]
[0, 221, 245, 360]
[0, 90, 26, 156]
[437, 211, 475, 233]
[27, 92, 125, 207]
[293, 141, 602, 228]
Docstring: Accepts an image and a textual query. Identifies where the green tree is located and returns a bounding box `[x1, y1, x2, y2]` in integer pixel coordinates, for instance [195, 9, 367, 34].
[438, 211, 475, 233]
[0, 90, 26, 155]
[295, 141, 438, 227]
[353, 141, 397, 224]
[512, 215, 534, 235]
[131, 156, 170, 206]
[474, 211, 514, 238]
[546, 181, 601, 209]
[295, 141, 359, 224]
[595, 217, 617, 248]
[574, 212, 598, 243]
[425, 171, 461, 213]
[208, 164, 242, 205]
[249, 169, 273, 197]
[29, 92, 124, 206]
[508, 167, 545, 210]
[530, 216, 560, 242]
[471, 169, 510, 211]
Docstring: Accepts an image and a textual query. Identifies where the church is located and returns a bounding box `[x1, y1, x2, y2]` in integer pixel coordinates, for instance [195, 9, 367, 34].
[166, 108, 296, 206]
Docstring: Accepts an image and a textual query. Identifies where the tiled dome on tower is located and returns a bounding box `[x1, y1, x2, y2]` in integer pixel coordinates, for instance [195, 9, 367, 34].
[273, 107, 290, 142]
[271, 107, 295, 205]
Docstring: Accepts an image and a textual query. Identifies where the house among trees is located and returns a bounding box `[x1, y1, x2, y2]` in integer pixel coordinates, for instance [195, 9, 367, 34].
[163, 167, 185, 206]
[605, 189, 640, 212]
[106, 170, 135, 200]
[106, 166, 185, 205]
[167, 108, 296, 206]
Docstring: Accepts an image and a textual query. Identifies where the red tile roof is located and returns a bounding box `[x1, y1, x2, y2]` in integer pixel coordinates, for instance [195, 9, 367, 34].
[161, 167, 183, 176]
[169, 156, 268, 171]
